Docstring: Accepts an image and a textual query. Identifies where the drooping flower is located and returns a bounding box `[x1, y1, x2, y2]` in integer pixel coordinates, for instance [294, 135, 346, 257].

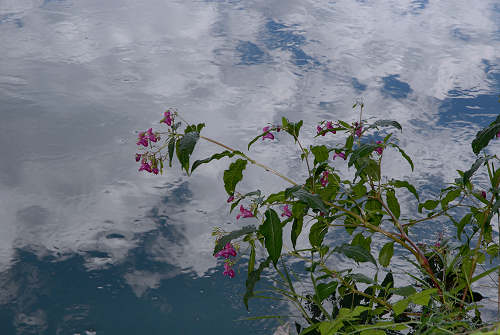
[326, 121, 336, 134]
[333, 152, 346, 160]
[320, 171, 329, 187]
[227, 195, 235, 203]
[354, 122, 362, 137]
[135, 153, 142, 162]
[138, 160, 153, 173]
[481, 191, 487, 198]
[497, 130, 500, 138]
[152, 167, 159, 175]
[223, 262, 235, 278]
[236, 205, 254, 219]
[375, 140, 384, 155]
[136, 132, 149, 147]
[281, 205, 292, 218]
[160, 111, 173, 126]
[215, 243, 237, 259]
[317, 125, 323, 135]
[262, 126, 275, 140]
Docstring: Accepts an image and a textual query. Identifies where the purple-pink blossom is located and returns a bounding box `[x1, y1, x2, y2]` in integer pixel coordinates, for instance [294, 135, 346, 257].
[320, 171, 329, 187]
[375, 141, 384, 155]
[160, 111, 173, 126]
[354, 122, 362, 137]
[215, 243, 237, 259]
[152, 167, 159, 175]
[281, 205, 292, 218]
[317, 125, 325, 136]
[135, 153, 142, 162]
[262, 126, 275, 140]
[136, 132, 149, 147]
[481, 191, 487, 198]
[227, 195, 235, 203]
[138, 160, 153, 173]
[223, 262, 235, 278]
[236, 205, 254, 219]
[333, 152, 346, 160]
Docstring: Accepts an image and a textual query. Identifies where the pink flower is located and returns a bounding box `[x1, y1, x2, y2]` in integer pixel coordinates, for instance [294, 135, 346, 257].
[333, 152, 346, 160]
[326, 121, 336, 134]
[135, 153, 142, 162]
[317, 125, 323, 135]
[215, 243, 237, 259]
[276, 126, 281, 132]
[281, 205, 292, 218]
[262, 126, 274, 140]
[223, 263, 235, 278]
[236, 205, 254, 219]
[481, 191, 487, 198]
[227, 195, 235, 203]
[138, 160, 152, 173]
[497, 131, 500, 138]
[160, 111, 173, 126]
[320, 171, 329, 187]
[354, 122, 362, 137]
[152, 167, 159, 175]
[375, 141, 384, 155]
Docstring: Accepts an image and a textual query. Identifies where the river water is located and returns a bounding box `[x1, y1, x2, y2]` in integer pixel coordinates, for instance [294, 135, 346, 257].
[0, 0, 499, 333]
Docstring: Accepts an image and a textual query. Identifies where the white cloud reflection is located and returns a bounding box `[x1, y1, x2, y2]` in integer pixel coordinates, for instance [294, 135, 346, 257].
[0, 0, 499, 316]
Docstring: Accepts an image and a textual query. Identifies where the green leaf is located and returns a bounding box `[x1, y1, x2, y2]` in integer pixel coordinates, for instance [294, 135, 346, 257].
[223, 159, 247, 195]
[316, 281, 338, 302]
[392, 286, 417, 297]
[471, 114, 500, 154]
[409, 288, 437, 306]
[360, 330, 385, 335]
[463, 157, 486, 185]
[311, 145, 329, 165]
[390, 144, 414, 171]
[345, 135, 354, 152]
[389, 180, 419, 201]
[244, 257, 271, 309]
[392, 298, 409, 316]
[379, 242, 394, 267]
[291, 217, 304, 249]
[248, 241, 256, 274]
[348, 143, 378, 167]
[263, 191, 286, 204]
[418, 199, 439, 213]
[366, 120, 402, 131]
[441, 188, 461, 209]
[259, 209, 283, 266]
[191, 150, 243, 173]
[386, 189, 400, 219]
[168, 138, 176, 167]
[350, 273, 375, 284]
[213, 225, 257, 256]
[335, 244, 377, 266]
[175, 131, 200, 174]
[309, 221, 328, 248]
[292, 189, 328, 213]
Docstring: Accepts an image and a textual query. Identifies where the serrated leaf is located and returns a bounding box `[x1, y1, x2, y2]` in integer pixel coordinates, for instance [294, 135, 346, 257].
[345, 135, 354, 152]
[350, 273, 375, 284]
[471, 114, 500, 155]
[223, 159, 247, 195]
[175, 131, 199, 174]
[191, 150, 243, 173]
[316, 281, 338, 302]
[292, 189, 328, 213]
[336, 244, 377, 266]
[213, 225, 257, 256]
[168, 137, 176, 167]
[366, 120, 402, 131]
[393, 298, 409, 316]
[379, 242, 394, 267]
[390, 144, 414, 171]
[392, 286, 417, 297]
[441, 188, 461, 209]
[311, 145, 329, 165]
[259, 209, 283, 266]
[348, 143, 377, 167]
[309, 221, 328, 248]
[291, 217, 304, 249]
[463, 157, 486, 185]
[389, 180, 419, 201]
[409, 288, 437, 306]
[263, 191, 286, 204]
[418, 199, 439, 213]
[244, 257, 271, 310]
[386, 189, 400, 219]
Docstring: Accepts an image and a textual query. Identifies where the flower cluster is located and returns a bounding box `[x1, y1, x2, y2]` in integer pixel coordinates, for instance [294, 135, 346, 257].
[353, 122, 362, 137]
[236, 205, 254, 219]
[375, 140, 384, 155]
[138, 157, 159, 174]
[281, 205, 292, 218]
[136, 128, 159, 147]
[160, 110, 173, 126]
[316, 121, 336, 136]
[215, 243, 237, 278]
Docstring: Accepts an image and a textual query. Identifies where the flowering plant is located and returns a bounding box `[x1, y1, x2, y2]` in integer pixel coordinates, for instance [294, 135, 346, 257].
[135, 104, 500, 334]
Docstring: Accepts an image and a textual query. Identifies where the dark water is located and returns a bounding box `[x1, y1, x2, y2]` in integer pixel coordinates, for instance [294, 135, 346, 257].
[1, 0, 499, 333]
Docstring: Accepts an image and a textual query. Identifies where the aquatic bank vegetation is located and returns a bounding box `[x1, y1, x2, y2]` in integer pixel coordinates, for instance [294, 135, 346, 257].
[135, 104, 500, 334]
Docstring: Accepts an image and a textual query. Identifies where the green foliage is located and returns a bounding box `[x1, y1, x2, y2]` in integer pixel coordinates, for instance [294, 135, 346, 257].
[175, 131, 199, 174]
[259, 209, 283, 266]
[223, 159, 247, 195]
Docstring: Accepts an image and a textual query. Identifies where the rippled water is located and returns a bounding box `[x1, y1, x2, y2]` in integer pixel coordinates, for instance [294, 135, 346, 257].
[1, 0, 499, 333]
